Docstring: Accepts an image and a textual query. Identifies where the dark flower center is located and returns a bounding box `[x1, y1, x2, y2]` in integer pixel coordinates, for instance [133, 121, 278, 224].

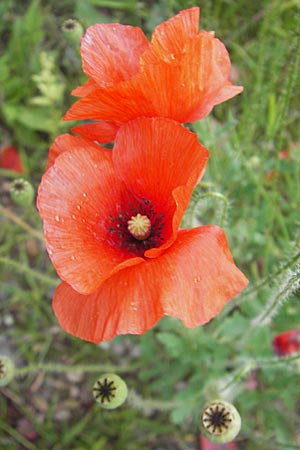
[92, 378, 116, 403]
[202, 403, 233, 435]
[108, 197, 165, 256]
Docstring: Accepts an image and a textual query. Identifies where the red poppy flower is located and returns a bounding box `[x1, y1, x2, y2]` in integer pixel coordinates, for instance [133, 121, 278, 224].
[0, 145, 23, 173]
[65, 7, 243, 143]
[272, 330, 300, 356]
[37, 117, 248, 343]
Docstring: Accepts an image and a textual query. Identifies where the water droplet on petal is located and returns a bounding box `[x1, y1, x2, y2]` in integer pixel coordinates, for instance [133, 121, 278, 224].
[55, 215, 60, 222]
[77, 205, 81, 210]
[82, 192, 87, 198]
[70, 255, 76, 261]
[193, 275, 201, 284]
[71, 214, 76, 220]
[130, 301, 137, 311]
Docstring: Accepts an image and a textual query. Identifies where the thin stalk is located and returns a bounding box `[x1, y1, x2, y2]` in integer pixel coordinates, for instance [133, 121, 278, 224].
[15, 362, 136, 376]
[0, 255, 58, 286]
[0, 203, 44, 242]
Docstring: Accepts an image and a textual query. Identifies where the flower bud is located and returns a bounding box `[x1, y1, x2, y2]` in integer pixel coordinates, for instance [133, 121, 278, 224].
[92, 373, 128, 409]
[62, 19, 84, 47]
[0, 355, 15, 387]
[10, 178, 34, 206]
[200, 399, 241, 444]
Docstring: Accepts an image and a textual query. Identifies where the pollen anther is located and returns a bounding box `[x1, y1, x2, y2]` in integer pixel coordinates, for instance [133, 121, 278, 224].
[127, 213, 151, 240]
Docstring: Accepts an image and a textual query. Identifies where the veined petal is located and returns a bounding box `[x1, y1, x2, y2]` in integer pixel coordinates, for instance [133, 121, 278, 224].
[72, 121, 119, 143]
[37, 144, 143, 294]
[139, 30, 243, 122]
[81, 23, 148, 86]
[72, 78, 99, 97]
[46, 133, 98, 170]
[159, 226, 248, 327]
[113, 118, 209, 255]
[53, 271, 164, 343]
[142, 7, 200, 64]
[52, 225, 248, 343]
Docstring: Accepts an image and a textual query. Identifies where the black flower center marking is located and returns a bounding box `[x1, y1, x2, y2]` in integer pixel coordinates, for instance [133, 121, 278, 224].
[202, 403, 233, 435]
[93, 378, 117, 403]
[108, 197, 165, 256]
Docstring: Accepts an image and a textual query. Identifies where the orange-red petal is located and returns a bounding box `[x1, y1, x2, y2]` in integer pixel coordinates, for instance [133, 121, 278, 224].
[52, 225, 247, 343]
[53, 268, 164, 343]
[113, 118, 209, 256]
[80, 23, 148, 87]
[158, 226, 248, 327]
[72, 121, 118, 143]
[46, 133, 97, 170]
[37, 143, 143, 294]
[0, 145, 23, 173]
[139, 30, 243, 122]
[64, 8, 242, 125]
[142, 7, 200, 64]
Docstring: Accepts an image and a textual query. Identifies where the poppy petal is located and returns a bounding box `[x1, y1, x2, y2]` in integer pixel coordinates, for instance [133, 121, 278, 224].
[158, 226, 248, 327]
[142, 7, 199, 64]
[71, 78, 99, 97]
[46, 133, 98, 170]
[37, 143, 143, 294]
[81, 23, 148, 87]
[139, 30, 243, 122]
[0, 145, 23, 173]
[63, 79, 148, 123]
[72, 121, 119, 143]
[52, 224, 247, 343]
[113, 117, 209, 255]
[53, 272, 164, 343]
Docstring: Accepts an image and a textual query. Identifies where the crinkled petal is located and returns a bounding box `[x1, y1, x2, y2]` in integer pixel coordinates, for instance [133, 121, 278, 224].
[46, 133, 98, 170]
[71, 78, 99, 97]
[113, 117, 209, 256]
[72, 121, 119, 143]
[37, 143, 143, 294]
[53, 269, 164, 343]
[142, 7, 199, 64]
[81, 23, 148, 87]
[63, 80, 149, 123]
[52, 225, 248, 343]
[64, 8, 242, 126]
[159, 226, 248, 327]
[139, 30, 243, 122]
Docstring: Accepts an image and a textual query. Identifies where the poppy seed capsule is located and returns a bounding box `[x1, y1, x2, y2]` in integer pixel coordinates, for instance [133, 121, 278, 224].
[127, 213, 151, 240]
[92, 373, 128, 409]
[10, 178, 34, 206]
[200, 399, 241, 444]
[0, 355, 15, 387]
[62, 19, 84, 46]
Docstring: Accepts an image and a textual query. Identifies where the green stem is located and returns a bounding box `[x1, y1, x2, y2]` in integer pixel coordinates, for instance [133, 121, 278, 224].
[0, 203, 44, 242]
[15, 362, 136, 376]
[188, 191, 228, 228]
[220, 354, 300, 395]
[226, 248, 300, 312]
[0, 255, 58, 287]
[252, 268, 300, 326]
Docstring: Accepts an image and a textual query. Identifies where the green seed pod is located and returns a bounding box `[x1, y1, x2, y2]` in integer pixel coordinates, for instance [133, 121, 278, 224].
[92, 373, 128, 410]
[200, 399, 241, 444]
[10, 178, 34, 206]
[62, 19, 84, 47]
[0, 355, 15, 387]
